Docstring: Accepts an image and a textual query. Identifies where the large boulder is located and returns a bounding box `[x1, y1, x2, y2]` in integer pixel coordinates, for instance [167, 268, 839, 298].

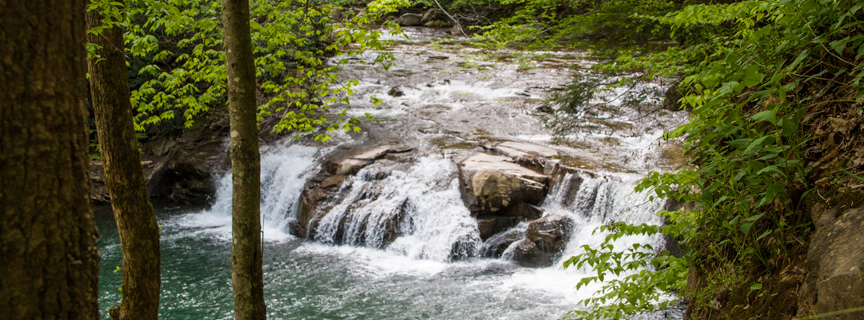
[398, 13, 422, 26]
[797, 204, 864, 319]
[421, 8, 447, 25]
[458, 153, 549, 239]
[488, 141, 560, 172]
[459, 153, 548, 213]
[145, 131, 227, 205]
[510, 213, 574, 267]
[476, 203, 543, 240]
[296, 145, 414, 239]
[662, 80, 684, 111]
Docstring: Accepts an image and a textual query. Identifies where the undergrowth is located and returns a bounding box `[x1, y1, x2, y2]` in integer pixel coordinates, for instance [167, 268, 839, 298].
[553, 1, 864, 319]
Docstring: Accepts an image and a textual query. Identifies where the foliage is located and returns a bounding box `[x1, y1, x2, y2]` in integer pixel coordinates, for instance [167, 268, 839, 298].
[469, 0, 682, 49]
[90, 0, 400, 141]
[557, 0, 864, 319]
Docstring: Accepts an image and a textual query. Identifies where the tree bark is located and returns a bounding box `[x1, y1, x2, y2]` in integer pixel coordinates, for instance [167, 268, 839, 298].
[86, 4, 162, 320]
[0, 0, 101, 319]
[221, 0, 266, 319]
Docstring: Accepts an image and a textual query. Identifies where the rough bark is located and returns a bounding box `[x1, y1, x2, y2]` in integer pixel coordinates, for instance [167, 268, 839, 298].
[222, 0, 266, 319]
[86, 6, 162, 320]
[0, 0, 100, 318]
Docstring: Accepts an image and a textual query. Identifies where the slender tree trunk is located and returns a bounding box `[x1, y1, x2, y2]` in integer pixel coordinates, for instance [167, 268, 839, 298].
[86, 4, 162, 320]
[222, 0, 266, 319]
[0, 0, 100, 319]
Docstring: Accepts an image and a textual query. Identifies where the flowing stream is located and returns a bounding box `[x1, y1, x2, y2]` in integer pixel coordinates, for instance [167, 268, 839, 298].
[97, 27, 688, 319]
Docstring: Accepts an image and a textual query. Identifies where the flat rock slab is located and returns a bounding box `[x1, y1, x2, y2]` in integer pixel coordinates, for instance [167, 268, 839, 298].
[327, 145, 413, 175]
[492, 141, 560, 159]
[459, 153, 549, 216]
[460, 153, 548, 183]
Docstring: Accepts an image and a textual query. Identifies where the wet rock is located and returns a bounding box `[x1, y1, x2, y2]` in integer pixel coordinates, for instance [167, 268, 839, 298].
[486, 141, 560, 173]
[492, 141, 559, 159]
[458, 153, 548, 215]
[449, 25, 464, 36]
[477, 217, 519, 241]
[510, 213, 574, 267]
[398, 13, 422, 26]
[287, 220, 306, 238]
[663, 80, 684, 111]
[143, 134, 177, 156]
[450, 233, 481, 260]
[481, 228, 525, 258]
[145, 129, 227, 205]
[296, 145, 416, 239]
[476, 203, 543, 240]
[424, 20, 449, 28]
[458, 153, 550, 238]
[321, 174, 348, 188]
[90, 161, 158, 203]
[325, 145, 395, 175]
[388, 86, 404, 97]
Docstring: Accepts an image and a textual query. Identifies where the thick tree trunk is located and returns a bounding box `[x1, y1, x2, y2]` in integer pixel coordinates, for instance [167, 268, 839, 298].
[221, 0, 266, 319]
[0, 0, 101, 319]
[86, 5, 162, 320]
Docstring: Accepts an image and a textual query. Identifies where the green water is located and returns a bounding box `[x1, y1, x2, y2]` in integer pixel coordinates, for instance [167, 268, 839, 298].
[96, 205, 583, 320]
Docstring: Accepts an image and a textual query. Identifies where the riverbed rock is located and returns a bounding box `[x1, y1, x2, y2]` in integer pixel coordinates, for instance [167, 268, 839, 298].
[449, 25, 464, 36]
[458, 153, 550, 239]
[663, 80, 684, 111]
[421, 8, 447, 25]
[510, 213, 574, 267]
[424, 20, 449, 28]
[296, 145, 416, 239]
[398, 13, 422, 26]
[797, 204, 864, 319]
[459, 153, 548, 213]
[325, 145, 402, 175]
[145, 129, 227, 205]
[388, 86, 404, 97]
[481, 227, 525, 258]
[476, 203, 543, 240]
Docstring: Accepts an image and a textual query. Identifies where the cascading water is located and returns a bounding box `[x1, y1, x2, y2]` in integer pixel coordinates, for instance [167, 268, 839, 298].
[168, 143, 320, 241]
[548, 172, 667, 263]
[498, 171, 678, 317]
[312, 156, 482, 261]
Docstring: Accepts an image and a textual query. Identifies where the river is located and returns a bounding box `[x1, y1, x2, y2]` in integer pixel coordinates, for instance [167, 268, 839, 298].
[97, 27, 688, 319]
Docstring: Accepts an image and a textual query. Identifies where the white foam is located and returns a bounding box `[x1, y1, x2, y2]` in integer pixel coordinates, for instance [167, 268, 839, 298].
[168, 143, 320, 242]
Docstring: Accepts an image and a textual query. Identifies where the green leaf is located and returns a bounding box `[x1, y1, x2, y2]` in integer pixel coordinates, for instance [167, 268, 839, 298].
[742, 65, 764, 87]
[751, 110, 776, 124]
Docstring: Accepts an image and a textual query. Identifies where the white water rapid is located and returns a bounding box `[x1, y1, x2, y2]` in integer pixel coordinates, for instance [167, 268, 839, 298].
[167, 143, 320, 241]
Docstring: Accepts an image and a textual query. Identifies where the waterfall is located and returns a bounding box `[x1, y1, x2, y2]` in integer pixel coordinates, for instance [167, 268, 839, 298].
[498, 171, 671, 307]
[170, 143, 320, 241]
[312, 156, 482, 262]
[549, 172, 666, 260]
[172, 141, 667, 268]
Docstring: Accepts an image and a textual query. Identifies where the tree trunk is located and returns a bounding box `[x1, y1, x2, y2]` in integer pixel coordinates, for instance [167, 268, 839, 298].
[221, 0, 266, 319]
[0, 0, 101, 319]
[86, 5, 162, 320]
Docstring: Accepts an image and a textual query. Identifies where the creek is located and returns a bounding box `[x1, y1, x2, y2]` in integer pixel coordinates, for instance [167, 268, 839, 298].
[97, 27, 688, 319]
